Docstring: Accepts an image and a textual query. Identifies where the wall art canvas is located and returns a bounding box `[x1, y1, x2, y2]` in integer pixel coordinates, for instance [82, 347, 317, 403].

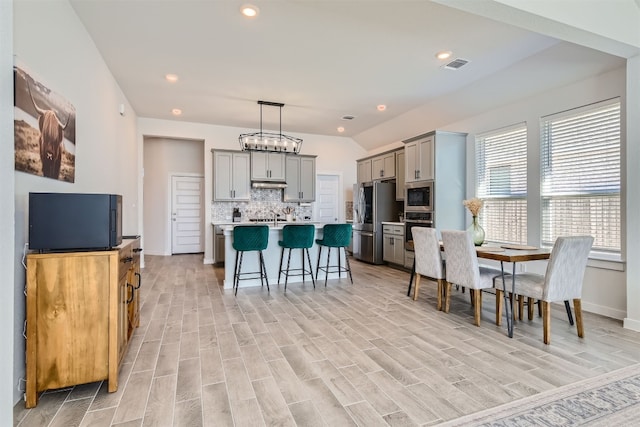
[14, 65, 76, 182]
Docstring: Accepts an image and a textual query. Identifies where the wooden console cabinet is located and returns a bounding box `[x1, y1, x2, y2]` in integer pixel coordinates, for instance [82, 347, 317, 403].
[25, 238, 141, 408]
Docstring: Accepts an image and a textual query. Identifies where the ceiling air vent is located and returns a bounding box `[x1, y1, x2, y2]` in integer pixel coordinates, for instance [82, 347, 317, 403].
[443, 58, 470, 70]
[341, 115, 355, 120]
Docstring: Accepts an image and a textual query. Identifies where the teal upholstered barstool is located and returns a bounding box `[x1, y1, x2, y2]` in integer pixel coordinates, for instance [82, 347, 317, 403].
[315, 223, 353, 287]
[278, 224, 316, 291]
[232, 225, 269, 296]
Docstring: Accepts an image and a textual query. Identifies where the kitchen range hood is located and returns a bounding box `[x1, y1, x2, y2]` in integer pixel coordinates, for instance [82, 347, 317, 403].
[251, 181, 287, 189]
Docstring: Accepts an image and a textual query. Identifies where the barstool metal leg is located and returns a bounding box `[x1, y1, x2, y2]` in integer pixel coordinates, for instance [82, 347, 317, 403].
[235, 251, 245, 296]
[234, 251, 241, 295]
[284, 248, 292, 291]
[343, 247, 353, 284]
[278, 247, 285, 284]
[259, 251, 269, 292]
[325, 247, 331, 287]
[305, 248, 316, 288]
[316, 246, 322, 281]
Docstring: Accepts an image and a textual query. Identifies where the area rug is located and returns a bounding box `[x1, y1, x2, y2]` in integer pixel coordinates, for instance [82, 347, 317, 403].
[439, 363, 640, 426]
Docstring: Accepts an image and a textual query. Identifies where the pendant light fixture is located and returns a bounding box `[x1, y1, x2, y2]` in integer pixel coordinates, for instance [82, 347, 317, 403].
[238, 100, 303, 154]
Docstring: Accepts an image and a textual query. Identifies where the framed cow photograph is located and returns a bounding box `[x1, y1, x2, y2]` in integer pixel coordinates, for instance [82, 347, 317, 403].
[14, 65, 76, 182]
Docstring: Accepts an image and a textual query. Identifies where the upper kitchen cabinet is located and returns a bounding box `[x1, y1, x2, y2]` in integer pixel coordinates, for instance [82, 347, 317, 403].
[357, 158, 372, 184]
[251, 152, 286, 181]
[396, 150, 405, 201]
[371, 151, 396, 180]
[405, 135, 434, 182]
[212, 150, 251, 201]
[284, 155, 316, 202]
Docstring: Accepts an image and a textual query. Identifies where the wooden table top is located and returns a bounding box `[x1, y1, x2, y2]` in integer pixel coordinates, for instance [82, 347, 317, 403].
[405, 239, 551, 262]
[476, 246, 550, 262]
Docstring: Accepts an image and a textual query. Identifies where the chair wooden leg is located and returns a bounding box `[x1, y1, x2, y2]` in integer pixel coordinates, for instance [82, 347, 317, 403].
[542, 301, 551, 344]
[470, 289, 475, 306]
[495, 289, 503, 326]
[527, 297, 534, 320]
[444, 282, 452, 313]
[538, 300, 542, 317]
[574, 299, 584, 338]
[413, 274, 421, 301]
[473, 290, 481, 326]
[518, 295, 524, 321]
[436, 279, 443, 311]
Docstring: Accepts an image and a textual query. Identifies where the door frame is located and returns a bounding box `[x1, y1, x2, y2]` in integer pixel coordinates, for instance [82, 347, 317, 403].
[167, 172, 204, 255]
[314, 171, 344, 223]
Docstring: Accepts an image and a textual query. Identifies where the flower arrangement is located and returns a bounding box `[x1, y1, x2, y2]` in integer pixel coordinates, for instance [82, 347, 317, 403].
[463, 197, 483, 217]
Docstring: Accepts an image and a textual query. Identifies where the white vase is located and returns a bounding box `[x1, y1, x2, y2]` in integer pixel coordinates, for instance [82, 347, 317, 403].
[285, 214, 293, 222]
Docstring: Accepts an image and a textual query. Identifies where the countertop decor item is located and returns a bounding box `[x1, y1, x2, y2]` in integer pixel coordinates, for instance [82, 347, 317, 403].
[238, 100, 302, 154]
[463, 198, 485, 246]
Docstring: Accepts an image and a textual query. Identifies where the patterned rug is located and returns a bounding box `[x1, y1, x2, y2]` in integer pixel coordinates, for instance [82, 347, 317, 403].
[440, 363, 640, 426]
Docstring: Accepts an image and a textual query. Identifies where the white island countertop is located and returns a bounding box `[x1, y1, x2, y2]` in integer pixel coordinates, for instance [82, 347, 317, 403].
[381, 221, 405, 226]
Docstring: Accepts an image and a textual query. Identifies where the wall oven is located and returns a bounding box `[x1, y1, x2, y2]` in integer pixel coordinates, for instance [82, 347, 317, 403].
[405, 180, 433, 212]
[404, 211, 433, 244]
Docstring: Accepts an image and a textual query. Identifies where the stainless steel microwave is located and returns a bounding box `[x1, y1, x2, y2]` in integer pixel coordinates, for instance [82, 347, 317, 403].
[405, 180, 433, 212]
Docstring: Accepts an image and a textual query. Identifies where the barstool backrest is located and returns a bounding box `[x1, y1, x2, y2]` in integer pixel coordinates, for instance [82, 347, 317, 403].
[319, 223, 352, 247]
[282, 224, 315, 249]
[233, 225, 269, 251]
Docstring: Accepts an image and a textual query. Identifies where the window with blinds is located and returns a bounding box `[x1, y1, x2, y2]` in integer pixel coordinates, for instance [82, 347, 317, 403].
[540, 98, 620, 253]
[475, 124, 527, 244]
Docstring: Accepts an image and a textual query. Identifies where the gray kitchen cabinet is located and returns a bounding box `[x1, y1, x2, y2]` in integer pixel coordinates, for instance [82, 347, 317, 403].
[372, 152, 395, 180]
[251, 152, 286, 181]
[284, 155, 316, 202]
[212, 150, 251, 201]
[405, 135, 434, 182]
[357, 158, 372, 183]
[396, 150, 405, 201]
[382, 224, 405, 265]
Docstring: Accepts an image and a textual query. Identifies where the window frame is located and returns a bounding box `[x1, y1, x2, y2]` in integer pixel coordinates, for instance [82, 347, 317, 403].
[540, 98, 621, 256]
[475, 122, 528, 245]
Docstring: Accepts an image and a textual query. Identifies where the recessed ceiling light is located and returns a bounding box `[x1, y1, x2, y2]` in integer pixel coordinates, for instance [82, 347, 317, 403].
[377, 104, 386, 112]
[337, 126, 345, 133]
[165, 74, 179, 83]
[241, 4, 259, 18]
[171, 108, 182, 116]
[435, 51, 452, 60]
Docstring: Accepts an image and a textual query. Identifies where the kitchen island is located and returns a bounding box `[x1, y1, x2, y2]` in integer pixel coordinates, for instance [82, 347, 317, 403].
[217, 222, 350, 290]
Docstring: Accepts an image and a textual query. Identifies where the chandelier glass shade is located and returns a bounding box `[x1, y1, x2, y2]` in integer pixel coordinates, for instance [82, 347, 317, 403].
[239, 101, 302, 154]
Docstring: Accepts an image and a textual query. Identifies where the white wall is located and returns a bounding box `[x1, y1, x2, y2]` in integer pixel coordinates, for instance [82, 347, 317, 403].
[138, 118, 366, 263]
[1, 0, 14, 419]
[13, 0, 139, 405]
[143, 137, 204, 255]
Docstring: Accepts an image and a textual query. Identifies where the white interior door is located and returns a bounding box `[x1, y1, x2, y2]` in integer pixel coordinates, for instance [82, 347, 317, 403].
[171, 175, 204, 254]
[314, 174, 341, 223]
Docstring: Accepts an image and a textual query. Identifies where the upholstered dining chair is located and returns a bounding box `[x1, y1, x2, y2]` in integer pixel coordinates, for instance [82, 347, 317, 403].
[441, 230, 499, 326]
[501, 235, 593, 344]
[411, 227, 447, 311]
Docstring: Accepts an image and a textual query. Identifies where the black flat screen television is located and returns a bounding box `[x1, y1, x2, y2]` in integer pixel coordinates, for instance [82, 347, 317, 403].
[29, 192, 122, 251]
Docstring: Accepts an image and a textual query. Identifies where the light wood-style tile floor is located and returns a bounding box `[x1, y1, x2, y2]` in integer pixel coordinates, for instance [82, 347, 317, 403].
[14, 254, 640, 426]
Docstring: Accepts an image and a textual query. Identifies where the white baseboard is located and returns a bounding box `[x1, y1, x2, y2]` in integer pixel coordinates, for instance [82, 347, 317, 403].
[203, 257, 214, 265]
[623, 317, 640, 332]
[581, 301, 626, 321]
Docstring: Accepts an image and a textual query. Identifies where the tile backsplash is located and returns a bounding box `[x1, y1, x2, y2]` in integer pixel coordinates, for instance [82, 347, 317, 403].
[211, 188, 313, 222]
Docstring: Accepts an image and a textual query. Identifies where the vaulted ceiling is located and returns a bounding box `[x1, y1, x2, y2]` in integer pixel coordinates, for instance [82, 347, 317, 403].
[70, 0, 627, 150]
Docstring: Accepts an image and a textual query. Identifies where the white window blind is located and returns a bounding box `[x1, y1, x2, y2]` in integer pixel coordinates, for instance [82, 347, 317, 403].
[475, 123, 527, 244]
[540, 98, 620, 253]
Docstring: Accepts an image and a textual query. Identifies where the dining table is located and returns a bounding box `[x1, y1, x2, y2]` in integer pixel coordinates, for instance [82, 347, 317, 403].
[475, 245, 551, 338]
[406, 240, 552, 338]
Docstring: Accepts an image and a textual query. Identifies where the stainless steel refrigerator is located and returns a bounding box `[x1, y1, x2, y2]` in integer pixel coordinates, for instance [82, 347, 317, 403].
[353, 181, 398, 264]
